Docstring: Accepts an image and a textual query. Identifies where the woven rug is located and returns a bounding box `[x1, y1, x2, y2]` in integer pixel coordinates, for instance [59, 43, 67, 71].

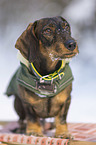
[68, 123, 96, 142]
[0, 122, 96, 144]
[45, 123, 96, 142]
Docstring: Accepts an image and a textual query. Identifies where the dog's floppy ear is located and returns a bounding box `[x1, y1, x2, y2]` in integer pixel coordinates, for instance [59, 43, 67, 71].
[15, 21, 39, 62]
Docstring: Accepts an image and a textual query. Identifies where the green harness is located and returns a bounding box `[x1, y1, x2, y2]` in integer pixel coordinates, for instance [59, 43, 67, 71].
[6, 63, 74, 98]
[6, 51, 74, 98]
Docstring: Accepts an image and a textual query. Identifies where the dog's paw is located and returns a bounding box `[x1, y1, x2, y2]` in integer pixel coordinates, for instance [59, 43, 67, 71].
[26, 121, 44, 137]
[26, 130, 44, 137]
[55, 132, 74, 140]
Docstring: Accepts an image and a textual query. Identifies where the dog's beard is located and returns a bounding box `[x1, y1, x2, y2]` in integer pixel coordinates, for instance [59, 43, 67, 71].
[49, 53, 59, 61]
[49, 52, 77, 61]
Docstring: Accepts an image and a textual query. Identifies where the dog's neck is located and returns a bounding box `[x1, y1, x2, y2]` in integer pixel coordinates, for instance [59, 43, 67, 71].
[33, 54, 61, 76]
[17, 51, 61, 75]
[17, 51, 70, 76]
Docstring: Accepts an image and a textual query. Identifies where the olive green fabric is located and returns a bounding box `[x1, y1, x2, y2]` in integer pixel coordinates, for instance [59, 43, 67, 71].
[6, 63, 74, 98]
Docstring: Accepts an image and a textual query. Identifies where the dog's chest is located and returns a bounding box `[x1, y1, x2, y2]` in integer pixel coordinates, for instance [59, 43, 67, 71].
[29, 95, 61, 118]
[19, 80, 72, 118]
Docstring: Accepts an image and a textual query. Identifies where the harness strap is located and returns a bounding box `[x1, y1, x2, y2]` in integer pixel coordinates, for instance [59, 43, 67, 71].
[30, 61, 65, 83]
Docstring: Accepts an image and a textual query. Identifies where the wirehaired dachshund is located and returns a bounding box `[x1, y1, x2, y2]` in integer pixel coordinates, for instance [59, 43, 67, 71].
[6, 16, 78, 139]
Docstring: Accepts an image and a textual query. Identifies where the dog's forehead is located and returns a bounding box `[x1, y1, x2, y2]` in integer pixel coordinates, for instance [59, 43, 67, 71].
[37, 17, 68, 28]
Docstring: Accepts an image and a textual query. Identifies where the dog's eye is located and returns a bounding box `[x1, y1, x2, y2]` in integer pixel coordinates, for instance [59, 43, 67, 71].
[61, 23, 70, 32]
[65, 25, 69, 31]
[43, 28, 52, 35]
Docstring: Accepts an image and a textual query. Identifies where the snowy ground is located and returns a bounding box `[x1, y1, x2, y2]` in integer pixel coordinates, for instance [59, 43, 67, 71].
[0, 0, 96, 123]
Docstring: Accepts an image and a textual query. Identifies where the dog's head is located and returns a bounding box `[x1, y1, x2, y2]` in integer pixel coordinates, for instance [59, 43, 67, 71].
[15, 16, 78, 62]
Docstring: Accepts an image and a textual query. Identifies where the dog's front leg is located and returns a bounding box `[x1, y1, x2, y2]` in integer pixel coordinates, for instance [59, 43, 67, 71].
[18, 86, 43, 136]
[55, 95, 72, 139]
[24, 104, 43, 136]
[26, 119, 43, 136]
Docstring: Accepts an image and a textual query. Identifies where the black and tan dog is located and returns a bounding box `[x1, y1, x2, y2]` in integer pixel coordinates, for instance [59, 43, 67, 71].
[6, 16, 78, 138]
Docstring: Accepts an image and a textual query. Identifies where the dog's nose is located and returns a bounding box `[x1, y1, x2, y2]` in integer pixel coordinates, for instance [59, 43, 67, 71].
[65, 40, 76, 51]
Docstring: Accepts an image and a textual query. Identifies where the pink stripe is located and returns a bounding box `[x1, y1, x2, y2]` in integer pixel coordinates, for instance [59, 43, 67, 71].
[0, 133, 69, 145]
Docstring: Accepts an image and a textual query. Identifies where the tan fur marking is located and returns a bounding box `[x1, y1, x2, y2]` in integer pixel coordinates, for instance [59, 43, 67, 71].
[26, 120, 43, 136]
[55, 115, 71, 138]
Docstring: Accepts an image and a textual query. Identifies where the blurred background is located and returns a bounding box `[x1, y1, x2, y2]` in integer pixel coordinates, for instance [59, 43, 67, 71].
[0, 0, 96, 123]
